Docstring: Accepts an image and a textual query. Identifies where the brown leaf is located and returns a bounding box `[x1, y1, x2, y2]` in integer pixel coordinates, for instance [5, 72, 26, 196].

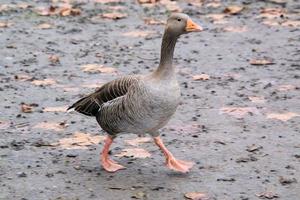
[21, 104, 33, 113]
[122, 30, 155, 38]
[81, 64, 117, 74]
[224, 26, 247, 33]
[33, 121, 67, 132]
[184, 192, 209, 200]
[37, 23, 52, 29]
[248, 96, 266, 104]
[206, 14, 228, 24]
[256, 191, 279, 199]
[266, 112, 299, 122]
[31, 78, 56, 86]
[160, 0, 182, 12]
[246, 144, 263, 152]
[220, 107, 260, 118]
[224, 5, 244, 15]
[54, 132, 105, 149]
[115, 148, 151, 158]
[0, 120, 10, 130]
[35, 5, 57, 16]
[277, 84, 296, 91]
[144, 18, 165, 25]
[0, 21, 11, 28]
[48, 55, 60, 64]
[259, 8, 285, 19]
[15, 74, 32, 81]
[60, 7, 81, 16]
[125, 137, 151, 146]
[206, 2, 221, 8]
[102, 12, 127, 20]
[281, 20, 300, 28]
[192, 74, 210, 81]
[250, 59, 275, 65]
[43, 106, 67, 112]
[138, 0, 158, 3]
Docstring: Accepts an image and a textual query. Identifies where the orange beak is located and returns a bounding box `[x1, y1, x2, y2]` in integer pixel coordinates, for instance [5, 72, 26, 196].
[185, 18, 203, 32]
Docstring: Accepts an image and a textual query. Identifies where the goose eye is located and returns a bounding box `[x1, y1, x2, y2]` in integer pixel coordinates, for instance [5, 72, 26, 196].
[177, 18, 181, 22]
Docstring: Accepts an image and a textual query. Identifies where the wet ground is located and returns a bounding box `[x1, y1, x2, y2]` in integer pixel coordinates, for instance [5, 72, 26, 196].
[0, 0, 300, 199]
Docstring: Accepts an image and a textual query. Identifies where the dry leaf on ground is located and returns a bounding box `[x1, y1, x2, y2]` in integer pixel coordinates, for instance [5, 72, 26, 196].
[248, 96, 266, 104]
[101, 12, 127, 20]
[60, 7, 81, 16]
[53, 132, 105, 149]
[37, 23, 52, 29]
[256, 191, 279, 199]
[125, 137, 151, 146]
[0, 21, 12, 28]
[115, 148, 151, 158]
[259, 8, 285, 19]
[250, 59, 275, 65]
[281, 20, 300, 28]
[95, 0, 123, 3]
[206, 2, 221, 8]
[43, 106, 67, 112]
[138, 0, 158, 3]
[144, 18, 165, 25]
[15, 74, 32, 81]
[32, 78, 56, 86]
[122, 31, 155, 37]
[184, 192, 209, 200]
[0, 120, 10, 130]
[192, 74, 210, 81]
[277, 84, 296, 91]
[48, 55, 60, 64]
[21, 104, 33, 113]
[266, 112, 299, 122]
[81, 64, 117, 74]
[224, 5, 244, 15]
[220, 107, 260, 118]
[33, 121, 67, 132]
[224, 26, 247, 33]
[160, 0, 182, 12]
[206, 14, 228, 24]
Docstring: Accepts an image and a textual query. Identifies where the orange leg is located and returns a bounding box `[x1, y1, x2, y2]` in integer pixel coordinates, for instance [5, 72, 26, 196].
[101, 136, 125, 172]
[154, 136, 194, 173]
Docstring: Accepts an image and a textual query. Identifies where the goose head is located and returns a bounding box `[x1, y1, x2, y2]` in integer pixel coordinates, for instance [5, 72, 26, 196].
[165, 13, 203, 37]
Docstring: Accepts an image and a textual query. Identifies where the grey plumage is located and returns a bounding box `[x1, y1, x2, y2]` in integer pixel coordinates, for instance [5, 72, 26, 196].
[68, 13, 193, 138]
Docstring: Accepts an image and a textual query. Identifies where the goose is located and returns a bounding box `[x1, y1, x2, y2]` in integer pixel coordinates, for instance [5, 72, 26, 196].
[68, 13, 203, 173]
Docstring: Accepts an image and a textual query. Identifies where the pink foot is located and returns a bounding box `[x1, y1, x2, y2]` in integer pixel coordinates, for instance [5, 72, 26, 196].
[102, 158, 125, 172]
[166, 158, 194, 173]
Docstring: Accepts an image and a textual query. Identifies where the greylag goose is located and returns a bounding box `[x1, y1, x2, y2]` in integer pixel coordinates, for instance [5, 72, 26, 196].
[68, 13, 203, 173]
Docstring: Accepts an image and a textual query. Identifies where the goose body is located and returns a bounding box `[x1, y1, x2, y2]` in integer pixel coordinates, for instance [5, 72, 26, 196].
[68, 13, 203, 173]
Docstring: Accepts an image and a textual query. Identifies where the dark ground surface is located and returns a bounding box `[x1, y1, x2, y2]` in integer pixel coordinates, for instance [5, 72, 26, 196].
[0, 0, 300, 200]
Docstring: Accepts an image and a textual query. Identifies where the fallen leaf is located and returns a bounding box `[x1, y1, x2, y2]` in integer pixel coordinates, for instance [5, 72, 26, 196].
[95, 0, 123, 3]
[224, 26, 247, 33]
[262, 20, 280, 27]
[266, 112, 299, 122]
[81, 64, 117, 74]
[160, 0, 182, 12]
[0, 21, 11, 28]
[220, 107, 260, 118]
[259, 8, 285, 19]
[59, 7, 81, 16]
[48, 55, 60, 64]
[279, 176, 297, 185]
[115, 148, 151, 158]
[43, 106, 67, 112]
[125, 137, 151, 146]
[122, 30, 155, 37]
[248, 96, 266, 103]
[32, 78, 56, 86]
[277, 84, 296, 91]
[281, 20, 300, 28]
[224, 5, 244, 15]
[184, 192, 209, 200]
[54, 132, 105, 149]
[206, 14, 228, 24]
[21, 104, 33, 113]
[192, 74, 210, 81]
[35, 5, 57, 16]
[14, 74, 32, 81]
[206, 2, 221, 8]
[138, 0, 158, 3]
[250, 59, 275, 65]
[102, 12, 127, 20]
[0, 121, 10, 130]
[256, 191, 279, 199]
[144, 18, 165, 25]
[33, 121, 67, 132]
[37, 23, 52, 29]
[246, 144, 263, 152]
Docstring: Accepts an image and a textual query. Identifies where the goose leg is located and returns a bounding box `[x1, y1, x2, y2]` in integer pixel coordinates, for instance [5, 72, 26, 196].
[154, 136, 194, 173]
[101, 135, 125, 172]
